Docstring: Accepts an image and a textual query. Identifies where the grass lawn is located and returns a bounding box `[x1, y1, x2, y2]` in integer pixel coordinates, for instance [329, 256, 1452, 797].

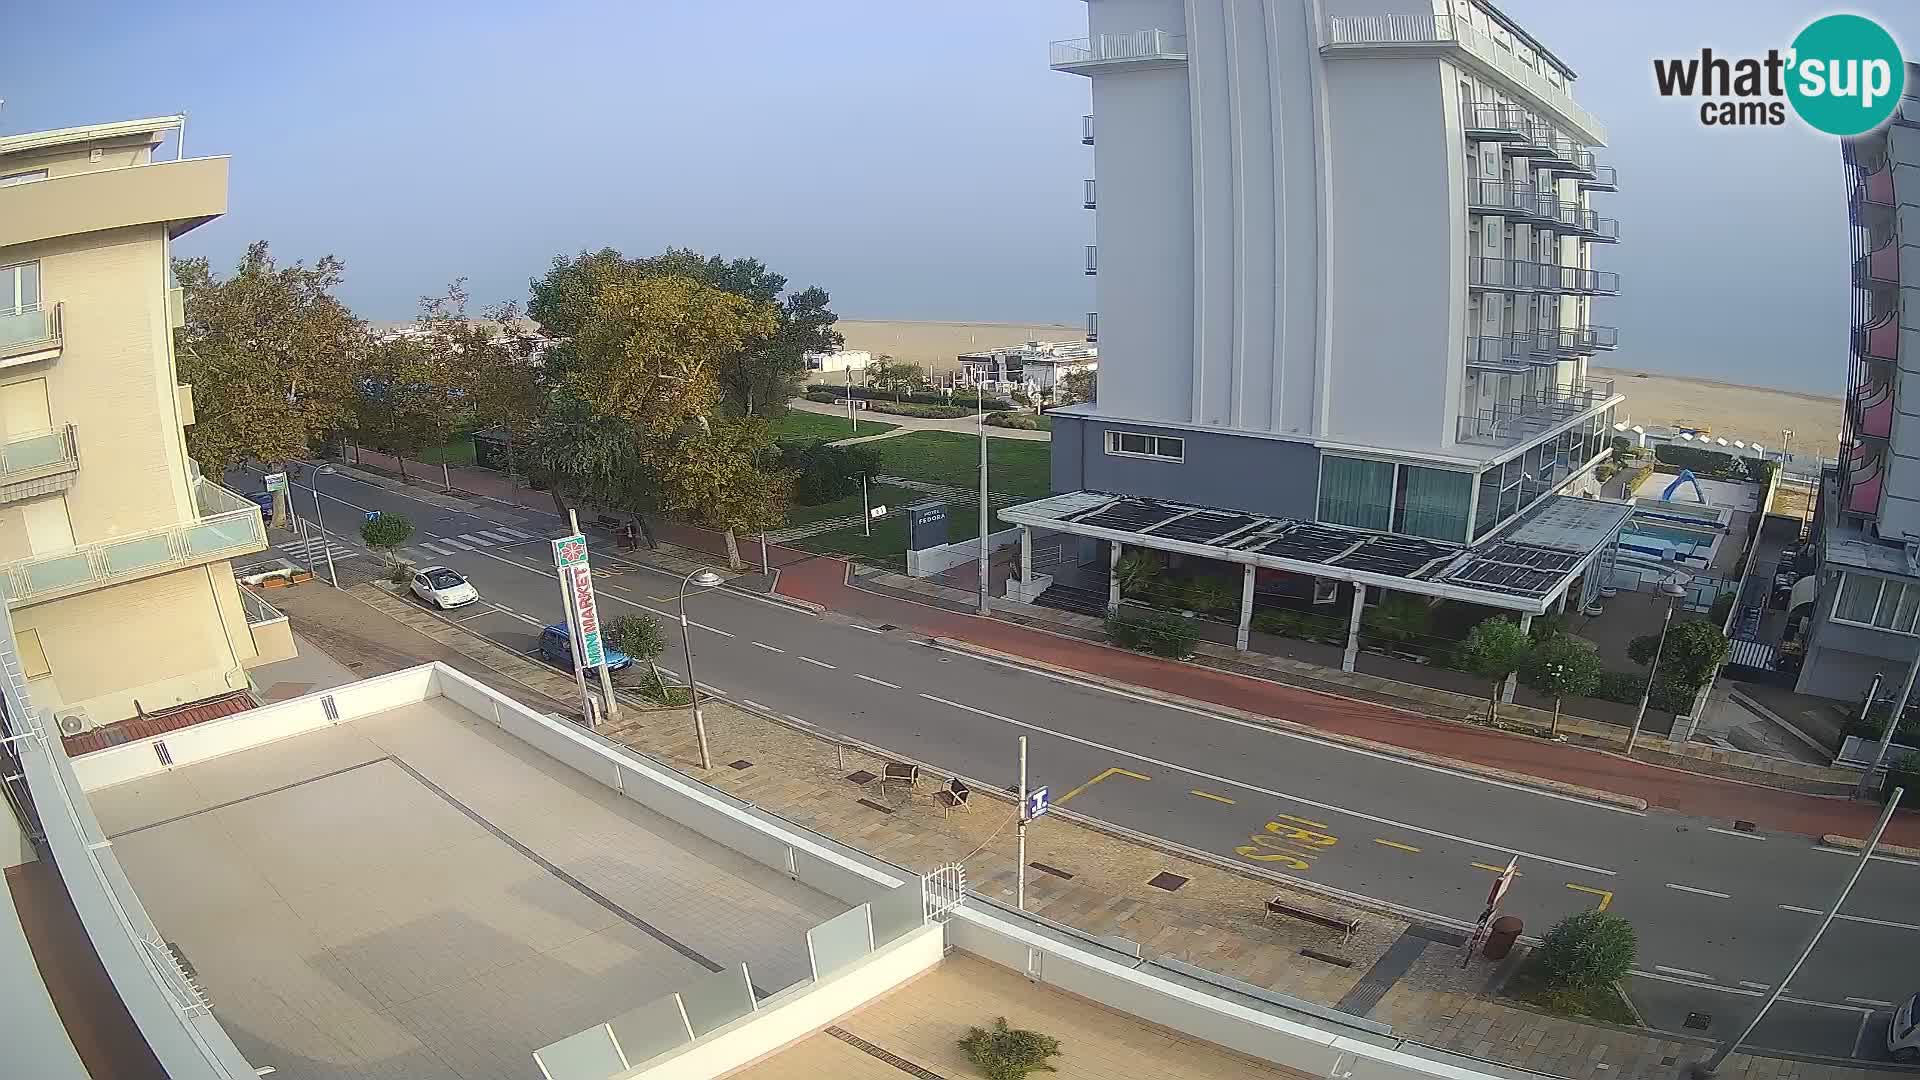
[796, 494, 1014, 570]
[770, 409, 897, 444]
[783, 482, 921, 527]
[1503, 956, 1639, 1026]
[415, 437, 477, 465]
[865, 432, 1052, 499]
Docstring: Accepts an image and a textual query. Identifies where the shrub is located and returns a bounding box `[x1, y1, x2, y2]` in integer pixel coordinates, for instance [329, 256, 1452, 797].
[1654, 443, 1744, 480]
[361, 512, 414, 555]
[1594, 463, 1618, 483]
[1592, 669, 1644, 704]
[605, 614, 667, 664]
[1535, 911, 1637, 990]
[806, 384, 1012, 411]
[1106, 609, 1199, 658]
[985, 411, 1043, 430]
[777, 442, 882, 505]
[803, 390, 839, 404]
[1112, 550, 1161, 595]
[1886, 751, 1920, 800]
[959, 1017, 1061, 1080]
[1708, 592, 1735, 627]
[1363, 593, 1434, 644]
[387, 560, 414, 584]
[865, 401, 971, 419]
[1457, 617, 1532, 720]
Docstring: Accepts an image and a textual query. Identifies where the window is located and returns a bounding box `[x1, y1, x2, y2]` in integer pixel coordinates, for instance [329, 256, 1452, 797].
[1318, 455, 1394, 531]
[0, 261, 40, 314]
[1833, 572, 1920, 634]
[1105, 430, 1183, 462]
[1395, 466, 1472, 543]
[0, 170, 46, 187]
[15, 628, 48, 680]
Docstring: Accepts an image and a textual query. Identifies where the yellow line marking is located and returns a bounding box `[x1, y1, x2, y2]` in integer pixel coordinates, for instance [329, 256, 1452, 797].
[1566, 884, 1613, 911]
[1056, 767, 1151, 805]
[1190, 789, 1236, 805]
[1374, 839, 1422, 853]
[1471, 862, 1523, 875]
[1275, 812, 1329, 829]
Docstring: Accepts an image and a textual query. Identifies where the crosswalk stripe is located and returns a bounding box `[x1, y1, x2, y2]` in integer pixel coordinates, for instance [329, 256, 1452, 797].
[440, 537, 475, 551]
[421, 542, 457, 555]
[476, 530, 516, 544]
[457, 533, 496, 547]
[496, 527, 534, 540]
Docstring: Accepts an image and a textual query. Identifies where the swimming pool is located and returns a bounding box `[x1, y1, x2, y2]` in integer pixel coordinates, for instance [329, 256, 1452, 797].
[1621, 521, 1718, 550]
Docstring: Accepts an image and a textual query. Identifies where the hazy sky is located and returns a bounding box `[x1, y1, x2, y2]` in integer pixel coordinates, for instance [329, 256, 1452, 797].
[4, 1, 1916, 395]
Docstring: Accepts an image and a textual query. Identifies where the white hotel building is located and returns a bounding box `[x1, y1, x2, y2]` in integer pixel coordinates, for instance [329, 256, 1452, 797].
[1004, 0, 1629, 639]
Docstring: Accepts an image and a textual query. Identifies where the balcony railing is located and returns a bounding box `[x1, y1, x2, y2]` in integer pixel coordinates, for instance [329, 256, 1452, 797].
[1533, 325, 1619, 355]
[1467, 177, 1553, 217]
[1082, 114, 1095, 145]
[238, 585, 286, 627]
[1457, 377, 1618, 446]
[1085, 244, 1098, 276]
[1, 478, 267, 607]
[0, 425, 79, 487]
[1579, 164, 1618, 191]
[0, 303, 61, 364]
[1324, 14, 1605, 144]
[1463, 102, 1533, 140]
[1085, 312, 1098, 343]
[1467, 257, 1619, 295]
[1083, 178, 1097, 209]
[1051, 30, 1187, 73]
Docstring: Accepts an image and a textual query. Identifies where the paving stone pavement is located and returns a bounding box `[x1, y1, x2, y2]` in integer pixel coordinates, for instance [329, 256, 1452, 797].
[277, 575, 1892, 1080]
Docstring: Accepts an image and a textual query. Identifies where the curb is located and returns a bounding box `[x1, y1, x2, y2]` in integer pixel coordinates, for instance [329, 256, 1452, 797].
[1821, 833, 1920, 859]
[932, 636, 1651, 813]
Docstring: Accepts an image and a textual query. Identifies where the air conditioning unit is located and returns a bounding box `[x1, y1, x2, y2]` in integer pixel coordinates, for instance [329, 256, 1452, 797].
[55, 707, 92, 737]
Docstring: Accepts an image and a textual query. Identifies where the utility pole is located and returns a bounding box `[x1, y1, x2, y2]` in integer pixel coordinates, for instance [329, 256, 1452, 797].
[846, 364, 855, 433]
[1016, 734, 1029, 911]
[977, 383, 991, 616]
[309, 484, 338, 588]
[1691, 787, 1904, 1077]
[1628, 573, 1689, 755]
[759, 532, 770, 576]
[1861, 659, 1916, 799]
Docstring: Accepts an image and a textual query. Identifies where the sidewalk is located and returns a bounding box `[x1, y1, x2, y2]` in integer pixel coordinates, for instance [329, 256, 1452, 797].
[787, 396, 1053, 443]
[273, 575, 1872, 1080]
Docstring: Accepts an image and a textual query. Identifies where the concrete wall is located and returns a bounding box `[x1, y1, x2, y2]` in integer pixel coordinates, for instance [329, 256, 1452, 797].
[1795, 573, 1915, 700]
[1052, 412, 1321, 519]
[906, 527, 1021, 578]
[0, 156, 227, 250]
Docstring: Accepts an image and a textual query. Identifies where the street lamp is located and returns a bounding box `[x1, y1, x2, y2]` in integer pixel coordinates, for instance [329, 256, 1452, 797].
[1628, 571, 1691, 756]
[678, 567, 725, 769]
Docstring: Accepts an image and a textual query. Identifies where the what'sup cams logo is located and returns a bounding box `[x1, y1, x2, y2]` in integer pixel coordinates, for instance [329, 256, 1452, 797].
[1653, 14, 1905, 135]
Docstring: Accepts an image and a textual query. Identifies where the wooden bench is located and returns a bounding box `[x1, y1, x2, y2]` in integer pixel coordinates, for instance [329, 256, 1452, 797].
[877, 762, 920, 795]
[1265, 897, 1359, 944]
[933, 778, 971, 817]
[593, 514, 623, 531]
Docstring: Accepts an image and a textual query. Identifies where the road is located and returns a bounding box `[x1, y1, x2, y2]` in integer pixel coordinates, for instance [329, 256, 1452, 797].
[233, 463, 1919, 1063]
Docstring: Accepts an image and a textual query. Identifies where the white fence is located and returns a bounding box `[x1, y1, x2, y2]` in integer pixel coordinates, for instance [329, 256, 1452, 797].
[905, 526, 1020, 578]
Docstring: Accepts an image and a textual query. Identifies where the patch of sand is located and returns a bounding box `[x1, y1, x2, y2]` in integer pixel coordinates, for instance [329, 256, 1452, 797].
[836, 319, 1080, 370]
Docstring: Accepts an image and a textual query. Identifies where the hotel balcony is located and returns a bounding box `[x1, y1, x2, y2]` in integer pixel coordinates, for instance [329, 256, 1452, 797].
[1456, 377, 1618, 447]
[1853, 162, 1896, 208]
[1856, 311, 1899, 362]
[1579, 164, 1619, 192]
[1465, 334, 1536, 372]
[0, 155, 227, 250]
[0, 303, 62, 367]
[238, 585, 296, 668]
[1854, 239, 1899, 288]
[1851, 377, 1895, 442]
[1082, 114, 1095, 145]
[0, 478, 266, 608]
[1845, 445, 1884, 516]
[1536, 138, 1597, 180]
[1467, 257, 1619, 295]
[1323, 13, 1605, 144]
[1467, 177, 1552, 218]
[1051, 30, 1188, 75]
[1085, 244, 1098, 276]
[1533, 325, 1619, 356]
[1084, 178, 1097, 209]
[1463, 102, 1533, 141]
[0, 425, 79, 504]
[1085, 311, 1098, 343]
[1553, 202, 1620, 242]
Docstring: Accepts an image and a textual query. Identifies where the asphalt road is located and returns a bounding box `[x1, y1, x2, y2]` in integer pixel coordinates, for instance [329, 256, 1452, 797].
[232, 464, 1920, 1063]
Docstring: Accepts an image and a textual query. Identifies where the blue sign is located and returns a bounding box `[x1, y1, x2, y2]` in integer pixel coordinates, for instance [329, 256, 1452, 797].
[1025, 786, 1049, 821]
[365, 511, 382, 523]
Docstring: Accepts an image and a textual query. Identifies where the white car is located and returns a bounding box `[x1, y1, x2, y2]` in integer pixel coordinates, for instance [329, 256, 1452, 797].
[410, 566, 479, 610]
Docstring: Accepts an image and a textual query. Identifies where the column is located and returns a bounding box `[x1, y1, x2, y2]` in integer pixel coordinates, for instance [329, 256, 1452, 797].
[1342, 584, 1366, 673]
[1020, 526, 1034, 585]
[1503, 612, 1533, 704]
[1553, 589, 1568, 615]
[1108, 541, 1122, 611]
[1236, 564, 1256, 651]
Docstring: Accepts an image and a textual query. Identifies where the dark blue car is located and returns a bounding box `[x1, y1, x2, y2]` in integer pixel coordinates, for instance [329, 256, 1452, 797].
[539, 624, 632, 672]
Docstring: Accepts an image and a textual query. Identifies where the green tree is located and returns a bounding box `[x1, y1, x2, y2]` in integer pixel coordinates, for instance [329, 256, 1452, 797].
[418, 280, 549, 482]
[1457, 617, 1532, 722]
[1362, 592, 1433, 645]
[567, 276, 777, 435]
[958, 1017, 1062, 1080]
[172, 241, 369, 526]
[530, 395, 664, 545]
[1522, 633, 1602, 737]
[353, 333, 463, 482]
[1059, 367, 1096, 406]
[360, 513, 414, 568]
[1627, 619, 1729, 698]
[1112, 550, 1160, 597]
[654, 418, 793, 569]
[605, 613, 669, 688]
[1536, 911, 1637, 991]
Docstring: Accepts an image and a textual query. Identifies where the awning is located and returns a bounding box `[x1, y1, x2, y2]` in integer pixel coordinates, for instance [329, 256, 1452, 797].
[999, 491, 1634, 615]
[1790, 575, 1819, 611]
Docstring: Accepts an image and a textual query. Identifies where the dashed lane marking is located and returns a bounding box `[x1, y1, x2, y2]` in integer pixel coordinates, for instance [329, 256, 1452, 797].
[1740, 981, 1771, 990]
[1780, 904, 1824, 915]
[752, 642, 785, 653]
[1055, 766, 1151, 805]
[1666, 883, 1731, 899]
[1190, 790, 1236, 805]
[1566, 884, 1613, 911]
[1373, 839, 1421, 853]
[1838, 912, 1920, 932]
[1471, 862, 1522, 875]
[1656, 965, 1715, 980]
[797, 656, 836, 669]
[1706, 826, 1766, 841]
[852, 625, 886, 634]
[1848, 996, 1896, 1007]
[855, 674, 901, 689]
[1813, 844, 1920, 868]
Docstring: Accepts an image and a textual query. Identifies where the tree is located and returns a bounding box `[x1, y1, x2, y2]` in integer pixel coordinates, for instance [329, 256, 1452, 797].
[605, 613, 668, 687]
[1627, 619, 1729, 698]
[530, 394, 662, 544]
[1536, 911, 1637, 991]
[567, 276, 777, 435]
[1522, 633, 1602, 737]
[360, 513, 414, 568]
[1457, 617, 1532, 722]
[353, 334, 463, 481]
[654, 418, 794, 569]
[1112, 550, 1160, 596]
[959, 1017, 1062, 1080]
[417, 280, 549, 483]
[1609, 436, 1633, 466]
[173, 241, 369, 526]
[1361, 592, 1433, 645]
[866, 356, 925, 400]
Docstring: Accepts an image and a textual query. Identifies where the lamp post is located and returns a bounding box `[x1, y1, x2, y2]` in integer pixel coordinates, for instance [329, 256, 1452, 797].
[678, 567, 725, 769]
[977, 383, 990, 616]
[308, 484, 339, 588]
[1628, 571, 1691, 756]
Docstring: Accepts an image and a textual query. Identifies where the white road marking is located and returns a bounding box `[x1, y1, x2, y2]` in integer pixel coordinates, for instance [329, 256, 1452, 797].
[1655, 965, 1715, 980]
[785, 714, 812, 726]
[457, 609, 493, 622]
[1666, 883, 1732, 899]
[439, 536, 476, 551]
[476, 530, 517, 543]
[855, 674, 901, 689]
[1813, 844, 1920, 868]
[907, 686, 1617, 876]
[1740, 981, 1772, 990]
[852, 625, 886, 634]
[1848, 996, 1896, 1007]
[797, 656, 836, 669]
[1630, 970, 1762, 996]
[457, 533, 496, 547]
[422, 542, 457, 555]
[1838, 912, 1920, 932]
[1780, 904, 1825, 915]
[934, 644, 1644, 818]
[1706, 827, 1765, 841]
[752, 642, 785, 653]
[742, 699, 766, 710]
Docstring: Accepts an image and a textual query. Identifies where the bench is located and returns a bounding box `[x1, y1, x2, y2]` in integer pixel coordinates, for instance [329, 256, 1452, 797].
[593, 514, 623, 531]
[933, 778, 971, 817]
[877, 762, 920, 795]
[1265, 897, 1359, 944]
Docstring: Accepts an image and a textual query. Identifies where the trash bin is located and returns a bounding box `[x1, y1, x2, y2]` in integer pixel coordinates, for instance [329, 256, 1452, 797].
[1483, 915, 1524, 960]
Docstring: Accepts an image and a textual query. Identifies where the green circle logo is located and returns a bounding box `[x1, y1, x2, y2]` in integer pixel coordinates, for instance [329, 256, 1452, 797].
[1787, 14, 1905, 136]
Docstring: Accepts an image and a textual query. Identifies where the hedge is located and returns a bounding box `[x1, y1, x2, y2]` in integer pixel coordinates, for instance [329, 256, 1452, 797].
[803, 390, 839, 404]
[865, 401, 971, 419]
[986, 411, 1045, 430]
[807, 384, 1013, 411]
[1106, 609, 1200, 658]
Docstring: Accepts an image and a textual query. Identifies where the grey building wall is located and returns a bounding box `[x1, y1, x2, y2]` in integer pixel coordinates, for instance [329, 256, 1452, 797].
[1052, 413, 1321, 520]
[1794, 571, 1918, 701]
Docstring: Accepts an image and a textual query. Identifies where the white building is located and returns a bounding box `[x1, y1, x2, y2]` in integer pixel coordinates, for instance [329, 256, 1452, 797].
[805, 348, 871, 373]
[1046, 0, 1621, 546]
[956, 339, 1097, 397]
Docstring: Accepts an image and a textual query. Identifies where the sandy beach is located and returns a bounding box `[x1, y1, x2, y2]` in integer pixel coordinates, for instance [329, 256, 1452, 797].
[834, 320, 1844, 457]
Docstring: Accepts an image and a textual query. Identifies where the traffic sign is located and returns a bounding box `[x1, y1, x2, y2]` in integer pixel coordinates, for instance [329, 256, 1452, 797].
[869, 505, 888, 519]
[263, 471, 288, 493]
[1487, 857, 1518, 910]
[364, 511, 381, 523]
[1025, 785, 1049, 821]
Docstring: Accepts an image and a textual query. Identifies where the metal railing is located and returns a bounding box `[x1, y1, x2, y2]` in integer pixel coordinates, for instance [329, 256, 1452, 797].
[237, 585, 286, 627]
[1, 478, 266, 606]
[1083, 178, 1097, 209]
[0, 302, 61, 357]
[1324, 14, 1604, 142]
[1465, 334, 1536, 370]
[1533, 325, 1619, 354]
[1085, 311, 1098, 343]
[1463, 102, 1533, 137]
[1085, 244, 1098, 275]
[0, 425, 78, 480]
[1467, 257, 1619, 294]
[1051, 30, 1187, 69]
[1457, 378, 1618, 445]
[1082, 114, 1095, 145]
[1581, 163, 1618, 188]
[1467, 177, 1553, 217]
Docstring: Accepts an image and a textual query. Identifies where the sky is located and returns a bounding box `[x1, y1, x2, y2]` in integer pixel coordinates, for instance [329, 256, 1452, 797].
[3, 0, 1916, 396]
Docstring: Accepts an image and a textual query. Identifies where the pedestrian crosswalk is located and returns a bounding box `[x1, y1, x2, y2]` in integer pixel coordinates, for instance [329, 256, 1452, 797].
[275, 534, 360, 563]
[414, 527, 537, 556]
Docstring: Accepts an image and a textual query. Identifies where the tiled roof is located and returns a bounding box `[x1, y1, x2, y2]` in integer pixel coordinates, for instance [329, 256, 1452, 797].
[60, 690, 256, 757]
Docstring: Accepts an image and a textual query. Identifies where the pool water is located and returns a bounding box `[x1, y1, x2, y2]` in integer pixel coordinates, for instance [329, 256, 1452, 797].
[1622, 522, 1717, 549]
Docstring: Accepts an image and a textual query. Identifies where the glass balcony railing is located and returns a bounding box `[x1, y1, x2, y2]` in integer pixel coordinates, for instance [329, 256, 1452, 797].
[1467, 257, 1619, 295]
[1457, 378, 1618, 447]
[1, 478, 266, 606]
[1051, 30, 1188, 72]
[0, 425, 79, 494]
[238, 585, 286, 627]
[0, 303, 61, 361]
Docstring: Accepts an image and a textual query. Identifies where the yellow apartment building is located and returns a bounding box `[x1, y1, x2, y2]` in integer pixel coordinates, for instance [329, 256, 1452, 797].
[0, 115, 292, 738]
